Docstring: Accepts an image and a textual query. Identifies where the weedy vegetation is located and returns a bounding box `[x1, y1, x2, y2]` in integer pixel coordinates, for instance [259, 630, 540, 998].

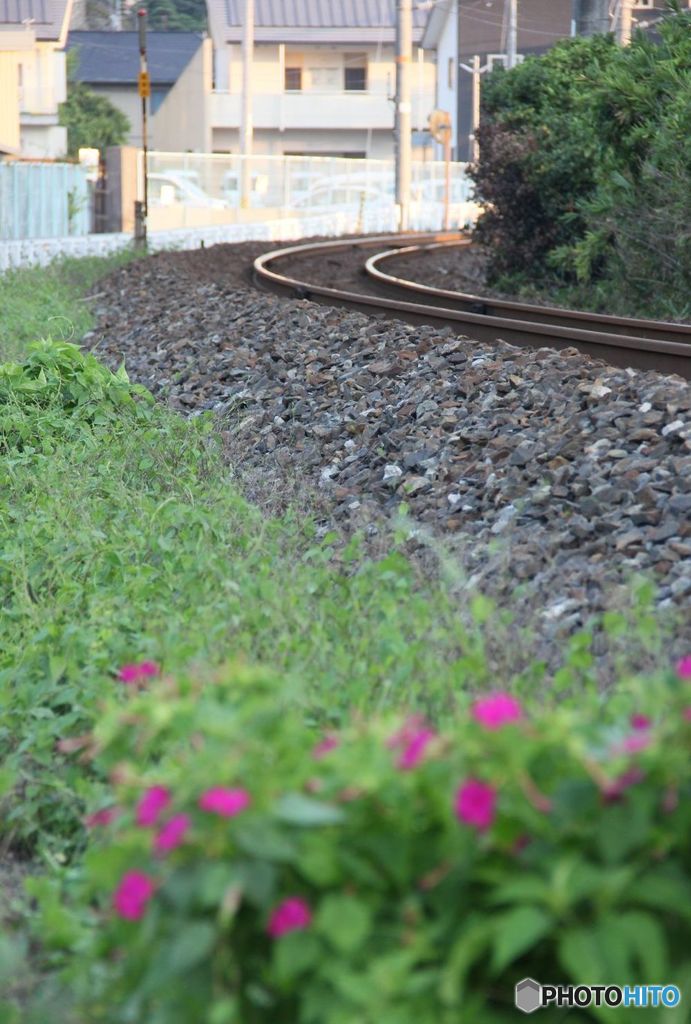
[0, 255, 689, 1023]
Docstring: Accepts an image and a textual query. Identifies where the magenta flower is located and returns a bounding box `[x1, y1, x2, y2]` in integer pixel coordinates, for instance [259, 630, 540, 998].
[113, 871, 155, 921]
[84, 806, 119, 829]
[602, 767, 644, 802]
[615, 732, 651, 756]
[630, 713, 651, 730]
[397, 728, 436, 770]
[676, 656, 691, 681]
[118, 661, 160, 685]
[455, 779, 497, 832]
[387, 715, 426, 750]
[154, 813, 190, 856]
[135, 786, 171, 828]
[198, 787, 250, 817]
[313, 734, 340, 759]
[267, 897, 312, 938]
[472, 693, 523, 731]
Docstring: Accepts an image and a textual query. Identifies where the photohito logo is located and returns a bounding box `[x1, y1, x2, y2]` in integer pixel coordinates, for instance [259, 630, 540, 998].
[514, 980, 682, 1014]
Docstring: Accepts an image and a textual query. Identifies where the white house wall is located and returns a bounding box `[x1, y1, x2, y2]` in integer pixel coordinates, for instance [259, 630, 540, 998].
[154, 39, 213, 152]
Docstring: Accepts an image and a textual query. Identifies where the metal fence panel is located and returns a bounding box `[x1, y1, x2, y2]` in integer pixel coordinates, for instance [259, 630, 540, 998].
[143, 152, 479, 233]
[0, 162, 91, 241]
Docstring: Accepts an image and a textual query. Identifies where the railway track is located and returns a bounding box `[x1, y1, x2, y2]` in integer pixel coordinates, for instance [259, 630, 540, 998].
[254, 233, 691, 380]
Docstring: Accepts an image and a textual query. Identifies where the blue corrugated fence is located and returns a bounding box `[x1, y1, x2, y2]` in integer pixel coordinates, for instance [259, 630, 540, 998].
[0, 162, 91, 241]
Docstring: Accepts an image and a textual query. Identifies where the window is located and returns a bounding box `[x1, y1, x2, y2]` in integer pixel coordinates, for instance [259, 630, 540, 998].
[344, 54, 367, 91]
[284, 66, 302, 91]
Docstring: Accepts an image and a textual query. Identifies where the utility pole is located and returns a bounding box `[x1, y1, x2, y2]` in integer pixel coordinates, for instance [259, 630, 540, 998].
[240, 0, 254, 209]
[506, 0, 518, 69]
[617, 0, 633, 45]
[136, 7, 149, 246]
[394, 0, 412, 231]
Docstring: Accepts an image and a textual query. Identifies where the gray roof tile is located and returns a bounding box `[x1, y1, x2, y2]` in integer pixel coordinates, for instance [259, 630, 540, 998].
[67, 30, 203, 85]
[0, 0, 71, 40]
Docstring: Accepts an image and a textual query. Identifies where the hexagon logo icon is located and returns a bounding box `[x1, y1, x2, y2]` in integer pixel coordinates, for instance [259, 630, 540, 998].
[515, 978, 541, 1014]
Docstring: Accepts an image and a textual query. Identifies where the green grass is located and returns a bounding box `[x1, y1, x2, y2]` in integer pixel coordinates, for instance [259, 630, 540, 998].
[0, 251, 137, 363]
[0, 255, 484, 858]
[0, 253, 671, 865]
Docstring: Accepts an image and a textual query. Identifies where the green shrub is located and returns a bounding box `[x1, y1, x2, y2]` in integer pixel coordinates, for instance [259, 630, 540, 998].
[471, 7, 691, 319]
[471, 35, 614, 285]
[35, 660, 691, 1023]
[0, 339, 151, 453]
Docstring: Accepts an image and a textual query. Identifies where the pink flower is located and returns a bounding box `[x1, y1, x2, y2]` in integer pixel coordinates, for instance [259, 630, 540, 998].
[472, 693, 523, 731]
[153, 813, 190, 856]
[118, 661, 160, 685]
[683, 707, 691, 722]
[617, 732, 651, 756]
[84, 806, 119, 829]
[455, 779, 497, 832]
[602, 767, 644, 802]
[267, 897, 312, 938]
[198, 787, 250, 817]
[113, 871, 154, 921]
[676, 656, 691, 681]
[135, 786, 171, 827]
[387, 715, 426, 749]
[313, 734, 340, 759]
[630, 714, 651, 730]
[397, 728, 436, 770]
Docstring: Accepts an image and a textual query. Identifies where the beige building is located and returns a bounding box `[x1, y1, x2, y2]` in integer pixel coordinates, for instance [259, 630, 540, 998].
[0, 0, 73, 158]
[67, 30, 213, 151]
[206, 0, 436, 158]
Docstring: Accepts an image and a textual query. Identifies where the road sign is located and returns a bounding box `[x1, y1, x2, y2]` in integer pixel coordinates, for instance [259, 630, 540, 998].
[138, 71, 151, 98]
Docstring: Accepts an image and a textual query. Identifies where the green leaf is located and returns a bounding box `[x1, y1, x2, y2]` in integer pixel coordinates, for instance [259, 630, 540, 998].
[559, 927, 607, 985]
[273, 931, 320, 983]
[274, 793, 344, 827]
[315, 894, 372, 954]
[491, 906, 551, 973]
[166, 921, 216, 973]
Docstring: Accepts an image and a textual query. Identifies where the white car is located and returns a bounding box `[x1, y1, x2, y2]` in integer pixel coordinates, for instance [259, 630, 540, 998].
[147, 173, 227, 210]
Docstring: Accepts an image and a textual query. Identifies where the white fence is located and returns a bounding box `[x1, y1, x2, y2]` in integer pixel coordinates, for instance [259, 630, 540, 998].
[142, 152, 478, 234]
[0, 210, 413, 272]
[0, 161, 91, 241]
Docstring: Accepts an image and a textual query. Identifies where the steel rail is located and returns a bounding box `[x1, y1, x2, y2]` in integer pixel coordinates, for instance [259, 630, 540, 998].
[253, 234, 691, 379]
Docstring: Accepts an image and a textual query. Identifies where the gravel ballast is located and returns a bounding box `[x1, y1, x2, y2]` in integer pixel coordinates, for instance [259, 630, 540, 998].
[87, 241, 691, 649]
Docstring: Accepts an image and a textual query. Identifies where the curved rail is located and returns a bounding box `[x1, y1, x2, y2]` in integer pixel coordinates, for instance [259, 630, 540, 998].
[254, 235, 691, 379]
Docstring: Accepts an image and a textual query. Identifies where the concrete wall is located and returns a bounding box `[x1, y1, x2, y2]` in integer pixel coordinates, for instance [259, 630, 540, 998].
[0, 51, 22, 154]
[154, 38, 212, 152]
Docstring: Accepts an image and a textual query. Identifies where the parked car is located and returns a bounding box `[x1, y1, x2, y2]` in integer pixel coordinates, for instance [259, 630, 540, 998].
[147, 173, 227, 210]
[221, 171, 269, 207]
[292, 182, 393, 215]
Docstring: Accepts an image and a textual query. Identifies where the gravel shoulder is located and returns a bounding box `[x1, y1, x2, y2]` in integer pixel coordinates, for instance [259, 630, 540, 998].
[86, 240, 691, 658]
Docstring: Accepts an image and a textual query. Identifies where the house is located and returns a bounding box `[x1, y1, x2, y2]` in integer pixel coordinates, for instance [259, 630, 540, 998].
[66, 30, 213, 151]
[205, 0, 436, 158]
[422, 0, 573, 161]
[0, 0, 73, 158]
[423, 0, 689, 162]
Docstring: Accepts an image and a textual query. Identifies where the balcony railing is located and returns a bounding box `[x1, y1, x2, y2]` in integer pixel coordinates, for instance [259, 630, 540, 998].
[210, 91, 421, 132]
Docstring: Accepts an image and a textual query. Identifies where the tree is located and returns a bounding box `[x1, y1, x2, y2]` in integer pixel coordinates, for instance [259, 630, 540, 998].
[123, 0, 207, 30]
[60, 84, 131, 156]
[59, 50, 130, 156]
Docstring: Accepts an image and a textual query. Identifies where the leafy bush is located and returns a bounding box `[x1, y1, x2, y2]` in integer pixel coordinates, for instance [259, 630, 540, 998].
[0, 340, 150, 451]
[35, 660, 691, 1023]
[551, 11, 691, 319]
[471, 7, 691, 318]
[471, 34, 614, 285]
